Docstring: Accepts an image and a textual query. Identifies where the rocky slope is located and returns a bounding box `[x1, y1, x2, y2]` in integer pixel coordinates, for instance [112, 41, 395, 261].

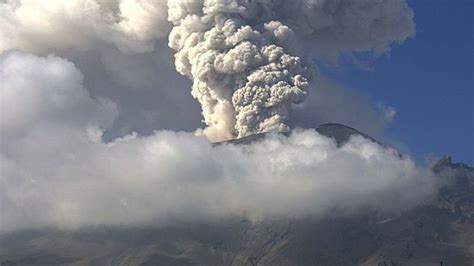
[1, 124, 473, 265]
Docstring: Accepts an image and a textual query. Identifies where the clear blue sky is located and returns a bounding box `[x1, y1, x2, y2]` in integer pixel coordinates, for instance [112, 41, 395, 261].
[319, 0, 473, 165]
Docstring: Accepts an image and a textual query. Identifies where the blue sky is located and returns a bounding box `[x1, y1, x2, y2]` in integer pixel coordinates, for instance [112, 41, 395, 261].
[318, 0, 473, 165]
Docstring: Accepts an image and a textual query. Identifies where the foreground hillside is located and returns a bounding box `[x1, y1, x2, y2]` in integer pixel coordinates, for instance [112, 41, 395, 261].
[1, 124, 473, 265]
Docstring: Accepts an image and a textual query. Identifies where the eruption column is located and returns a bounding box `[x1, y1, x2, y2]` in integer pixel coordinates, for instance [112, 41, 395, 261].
[168, 0, 310, 141]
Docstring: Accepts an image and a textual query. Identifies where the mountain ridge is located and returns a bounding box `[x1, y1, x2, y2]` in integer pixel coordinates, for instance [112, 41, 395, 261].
[215, 123, 382, 147]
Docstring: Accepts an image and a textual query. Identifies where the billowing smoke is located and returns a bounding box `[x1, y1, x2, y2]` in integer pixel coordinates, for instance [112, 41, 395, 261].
[168, 0, 413, 140]
[166, 0, 415, 140]
[0, 1, 424, 233]
[168, 1, 310, 140]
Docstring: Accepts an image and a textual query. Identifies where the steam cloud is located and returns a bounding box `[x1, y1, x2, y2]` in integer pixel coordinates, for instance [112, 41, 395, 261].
[0, 0, 425, 233]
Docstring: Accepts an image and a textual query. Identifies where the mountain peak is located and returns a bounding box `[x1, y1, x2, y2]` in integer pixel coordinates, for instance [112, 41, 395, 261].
[315, 123, 381, 146]
[215, 123, 380, 147]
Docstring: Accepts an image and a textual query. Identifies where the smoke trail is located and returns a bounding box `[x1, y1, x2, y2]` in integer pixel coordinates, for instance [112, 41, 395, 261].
[168, 1, 310, 141]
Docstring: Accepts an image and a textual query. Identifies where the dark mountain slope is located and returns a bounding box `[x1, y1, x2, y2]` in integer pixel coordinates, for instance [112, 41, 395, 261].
[216, 123, 380, 147]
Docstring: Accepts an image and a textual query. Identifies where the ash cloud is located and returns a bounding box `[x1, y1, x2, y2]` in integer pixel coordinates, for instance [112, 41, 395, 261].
[166, 0, 415, 140]
[0, 0, 416, 139]
[168, 1, 310, 140]
[0, 52, 438, 233]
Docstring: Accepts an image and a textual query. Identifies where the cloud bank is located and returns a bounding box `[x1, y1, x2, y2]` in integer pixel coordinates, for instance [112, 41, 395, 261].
[0, 52, 438, 233]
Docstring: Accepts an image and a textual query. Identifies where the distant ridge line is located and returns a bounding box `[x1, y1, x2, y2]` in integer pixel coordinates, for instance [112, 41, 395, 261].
[214, 123, 383, 147]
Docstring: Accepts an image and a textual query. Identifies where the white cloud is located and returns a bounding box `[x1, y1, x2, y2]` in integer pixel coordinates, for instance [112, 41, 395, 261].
[0, 52, 438, 233]
[0, 0, 170, 54]
[0, 51, 118, 140]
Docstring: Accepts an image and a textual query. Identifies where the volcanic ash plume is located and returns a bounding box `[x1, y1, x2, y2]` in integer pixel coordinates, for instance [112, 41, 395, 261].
[168, 1, 310, 141]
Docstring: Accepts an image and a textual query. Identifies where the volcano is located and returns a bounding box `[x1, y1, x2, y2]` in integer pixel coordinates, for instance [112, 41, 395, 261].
[216, 123, 382, 147]
[1, 124, 473, 266]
